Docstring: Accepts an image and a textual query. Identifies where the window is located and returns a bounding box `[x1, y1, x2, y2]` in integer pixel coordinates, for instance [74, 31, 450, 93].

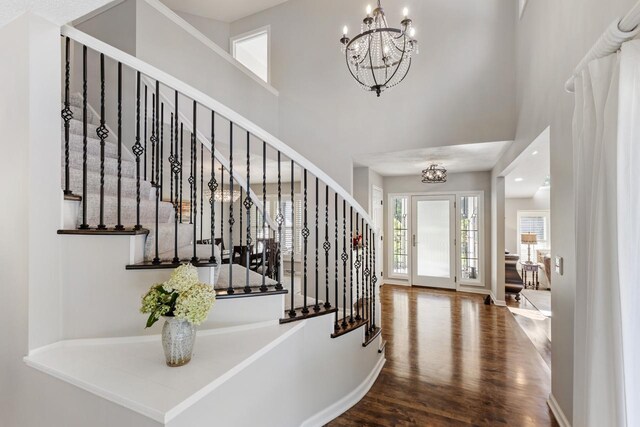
[390, 196, 409, 276]
[459, 195, 481, 283]
[231, 28, 269, 83]
[517, 210, 550, 260]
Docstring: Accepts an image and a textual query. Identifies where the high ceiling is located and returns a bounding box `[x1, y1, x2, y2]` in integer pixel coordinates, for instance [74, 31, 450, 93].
[160, 0, 290, 23]
[504, 127, 550, 198]
[0, 0, 113, 29]
[355, 141, 512, 177]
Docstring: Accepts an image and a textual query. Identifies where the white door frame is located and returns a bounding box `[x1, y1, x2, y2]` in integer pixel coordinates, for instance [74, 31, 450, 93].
[411, 194, 457, 289]
[372, 185, 384, 279]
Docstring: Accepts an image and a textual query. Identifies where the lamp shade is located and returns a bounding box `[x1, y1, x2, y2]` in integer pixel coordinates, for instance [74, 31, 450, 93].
[521, 233, 538, 244]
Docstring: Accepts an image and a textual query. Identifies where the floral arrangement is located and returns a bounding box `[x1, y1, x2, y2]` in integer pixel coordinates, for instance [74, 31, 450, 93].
[140, 264, 215, 328]
[353, 234, 364, 250]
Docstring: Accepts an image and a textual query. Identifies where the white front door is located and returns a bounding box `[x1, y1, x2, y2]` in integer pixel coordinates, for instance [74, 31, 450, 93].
[411, 195, 456, 289]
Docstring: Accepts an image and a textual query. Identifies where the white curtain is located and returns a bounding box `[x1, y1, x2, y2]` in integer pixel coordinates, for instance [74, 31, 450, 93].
[573, 40, 640, 426]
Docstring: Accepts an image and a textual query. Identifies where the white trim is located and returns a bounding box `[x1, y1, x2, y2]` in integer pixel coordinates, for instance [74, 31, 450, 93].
[547, 393, 572, 427]
[384, 278, 411, 286]
[60, 25, 376, 233]
[490, 291, 507, 307]
[142, 0, 279, 96]
[230, 25, 271, 85]
[458, 287, 490, 296]
[301, 356, 386, 427]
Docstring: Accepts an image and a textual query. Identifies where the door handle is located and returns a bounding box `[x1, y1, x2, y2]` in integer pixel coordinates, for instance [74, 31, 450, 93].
[412, 234, 416, 247]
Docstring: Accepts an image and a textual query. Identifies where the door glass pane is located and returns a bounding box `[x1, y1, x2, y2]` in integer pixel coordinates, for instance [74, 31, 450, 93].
[460, 196, 480, 280]
[416, 200, 450, 278]
[391, 197, 408, 275]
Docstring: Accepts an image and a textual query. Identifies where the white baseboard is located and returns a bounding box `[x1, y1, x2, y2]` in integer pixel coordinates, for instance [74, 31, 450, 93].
[490, 291, 507, 306]
[547, 393, 571, 427]
[457, 287, 490, 296]
[301, 355, 386, 427]
[383, 278, 410, 286]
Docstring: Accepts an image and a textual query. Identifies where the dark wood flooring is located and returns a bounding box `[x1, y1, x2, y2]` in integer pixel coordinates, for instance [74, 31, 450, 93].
[506, 293, 552, 369]
[328, 285, 558, 426]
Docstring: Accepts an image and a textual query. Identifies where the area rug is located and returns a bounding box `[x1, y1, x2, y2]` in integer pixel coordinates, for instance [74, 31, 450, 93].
[521, 289, 551, 317]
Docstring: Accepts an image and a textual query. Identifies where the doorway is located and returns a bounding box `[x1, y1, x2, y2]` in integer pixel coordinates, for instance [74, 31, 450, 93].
[411, 195, 456, 289]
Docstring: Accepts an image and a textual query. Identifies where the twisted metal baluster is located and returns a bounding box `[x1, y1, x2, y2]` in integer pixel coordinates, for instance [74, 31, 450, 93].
[179, 123, 184, 223]
[323, 185, 331, 309]
[169, 113, 174, 205]
[355, 213, 361, 321]
[191, 103, 198, 263]
[96, 54, 108, 230]
[349, 206, 354, 324]
[152, 87, 161, 265]
[239, 187, 243, 246]
[275, 151, 284, 290]
[61, 37, 72, 196]
[341, 199, 348, 329]
[150, 93, 156, 186]
[334, 192, 339, 332]
[260, 141, 268, 292]
[227, 124, 235, 295]
[372, 230, 378, 331]
[132, 71, 143, 231]
[144, 85, 147, 181]
[115, 62, 124, 230]
[301, 170, 309, 314]
[244, 131, 252, 294]
[364, 224, 370, 336]
[209, 111, 218, 264]
[288, 160, 296, 318]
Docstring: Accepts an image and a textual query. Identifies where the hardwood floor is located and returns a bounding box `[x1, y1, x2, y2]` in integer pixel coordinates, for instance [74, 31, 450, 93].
[328, 285, 558, 427]
[506, 293, 552, 369]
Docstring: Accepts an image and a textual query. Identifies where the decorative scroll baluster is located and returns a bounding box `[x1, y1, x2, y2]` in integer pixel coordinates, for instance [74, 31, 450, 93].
[299, 170, 308, 314]
[144, 85, 147, 181]
[61, 37, 72, 196]
[341, 199, 348, 329]
[171, 98, 181, 264]
[132, 71, 143, 231]
[152, 84, 161, 265]
[200, 141, 204, 242]
[97, 54, 108, 230]
[189, 129, 194, 226]
[260, 141, 268, 292]
[323, 185, 331, 309]
[349, 206, 354, 324]
[220, 165, 224, 259]
[150, 93, 156, 186]
[79, 45, 89, 230]
[371, 230, 378, 331]
[244, 131, 252, 294]
[115, 62, 124, 230]
[227, 124, 235, 295]
[169, 113, 174, 205]
[179, 123, 184, 223]
[160, 102, 164, 203]
[275, 152, 284, 290]
[313, 177, 320, 311]
[209, 111, 218, 264]
[355, 213, 361, 321]
[191, 101, 198, 263]
[288, 160, 296, 318]
[239, 187, 243, 247]
[334, 192, 339, 332]
[364, 224, 370, 335]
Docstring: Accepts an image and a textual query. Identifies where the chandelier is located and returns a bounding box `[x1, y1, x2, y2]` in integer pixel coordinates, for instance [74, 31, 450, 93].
[339, 1, 418, 97]
[422, 164, 447, 184]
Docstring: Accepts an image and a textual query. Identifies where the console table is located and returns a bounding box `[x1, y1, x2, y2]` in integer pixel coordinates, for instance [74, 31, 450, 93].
[522, 262, 539, 290]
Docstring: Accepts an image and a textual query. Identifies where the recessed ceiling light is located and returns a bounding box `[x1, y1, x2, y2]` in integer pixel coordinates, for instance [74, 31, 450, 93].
[532, 151, 539, 156]
[515, 177, 524, 182]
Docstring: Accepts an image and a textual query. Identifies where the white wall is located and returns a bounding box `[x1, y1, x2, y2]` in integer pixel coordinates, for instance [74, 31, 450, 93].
[174, 10, 230, 52]
[495, 0, 639, 422]
[382, 172, 492, 294]
[0, 13, 64, 426]
[504, 188, 550, 254]
[230, 0, 517, 191]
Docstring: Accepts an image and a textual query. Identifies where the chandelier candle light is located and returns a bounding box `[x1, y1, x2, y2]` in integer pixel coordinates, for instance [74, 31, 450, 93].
[340, 1, 418, 96]
[422, 164, 447, 183]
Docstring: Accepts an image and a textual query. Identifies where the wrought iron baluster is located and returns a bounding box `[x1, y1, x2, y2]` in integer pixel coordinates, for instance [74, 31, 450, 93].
[171, 99, 180, 264]
[341, 199, 347, 328]
[288, 160, 296, 318]
[301, 169, 309, 315]
[132, 71, 142, 231]
[334, 192, 339, 331]
[355, 213, 361, 320]
[364, 224, 370, 335]
[144, 85, 147, 181]
[209, 111, 217, 264]
[160, 102, 164, 203]
[115, 62, 124, 230]
[62, 37, 72, 196]
[79, 44, 89, 230]
[260, 141, 268, 292]
[323, 185, 331, 309]
[349, 206, 354, 324]
[244, 131, 252, 294]
[314, 177, 320, 311]
[200, 141, 204, 242]
[372, 230, 378, 331]
[191, 102, 198, 263]
[275, 151, 284, 290]
[239, 187, 243, 246]
[179, 123, 184, 223]
[169, 113, 174, 205]
[97, 54, 108, 230]
[151, 93, 156, 186]
[220, 166, 224, 260]
[152, 86, 161, 265]
[227, 124, 235, 295]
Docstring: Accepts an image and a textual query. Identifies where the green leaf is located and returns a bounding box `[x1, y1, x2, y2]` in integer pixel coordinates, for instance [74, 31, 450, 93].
[145, 312, 158, 328]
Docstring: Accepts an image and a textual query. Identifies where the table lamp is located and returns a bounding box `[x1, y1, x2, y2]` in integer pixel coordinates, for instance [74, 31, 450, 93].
[521, 233, 538, 264]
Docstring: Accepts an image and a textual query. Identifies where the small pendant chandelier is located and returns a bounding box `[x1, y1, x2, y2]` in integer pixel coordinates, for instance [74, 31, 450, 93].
[422, 164, 447, 184]
[339, 1, 418, 97]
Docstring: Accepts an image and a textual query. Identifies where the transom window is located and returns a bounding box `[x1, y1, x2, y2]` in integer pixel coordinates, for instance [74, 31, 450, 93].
[231, 28, 269, 83]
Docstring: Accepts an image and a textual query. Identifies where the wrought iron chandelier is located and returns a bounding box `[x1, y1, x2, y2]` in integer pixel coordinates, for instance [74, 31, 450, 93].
[422, 164, 447, 184]
[339, 1, 418, 96]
